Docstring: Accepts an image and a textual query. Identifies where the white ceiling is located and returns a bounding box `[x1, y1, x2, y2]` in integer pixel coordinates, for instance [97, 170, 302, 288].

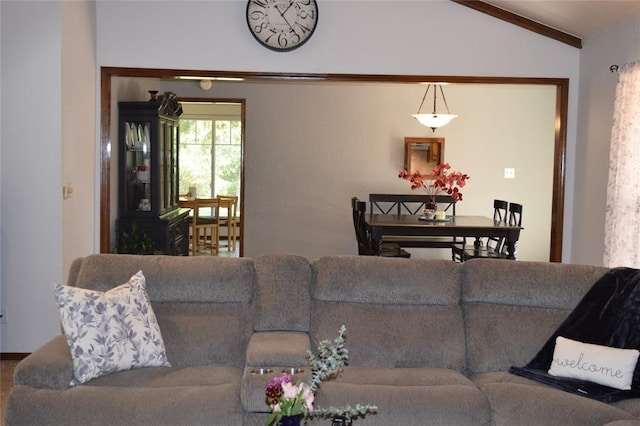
[483, 0, 640, 38]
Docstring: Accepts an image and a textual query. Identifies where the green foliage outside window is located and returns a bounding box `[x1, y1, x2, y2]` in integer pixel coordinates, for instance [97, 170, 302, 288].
[179, 119, 241, 200]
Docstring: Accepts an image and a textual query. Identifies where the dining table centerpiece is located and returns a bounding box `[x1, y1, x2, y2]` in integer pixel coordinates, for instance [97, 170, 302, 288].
[265, 325, 377, 426]
[398, 163, 470, 215]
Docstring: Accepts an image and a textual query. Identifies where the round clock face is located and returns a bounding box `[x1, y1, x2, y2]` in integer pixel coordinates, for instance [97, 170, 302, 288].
[246, 0, 319, 52]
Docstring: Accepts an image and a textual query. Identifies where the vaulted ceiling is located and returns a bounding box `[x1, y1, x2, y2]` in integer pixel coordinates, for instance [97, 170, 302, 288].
[453, 0, 640, 48]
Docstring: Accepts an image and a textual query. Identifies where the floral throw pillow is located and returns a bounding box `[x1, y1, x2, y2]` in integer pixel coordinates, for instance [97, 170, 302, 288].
[54, 271, 171, 386]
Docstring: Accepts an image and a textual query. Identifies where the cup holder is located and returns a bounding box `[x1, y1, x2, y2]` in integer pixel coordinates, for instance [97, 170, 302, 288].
[250, 368, 274, 375]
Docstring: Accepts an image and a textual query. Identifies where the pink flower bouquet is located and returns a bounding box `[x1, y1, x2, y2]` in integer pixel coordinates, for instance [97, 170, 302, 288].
[265, 375, 314, 425]
[399, 163, 470, 203]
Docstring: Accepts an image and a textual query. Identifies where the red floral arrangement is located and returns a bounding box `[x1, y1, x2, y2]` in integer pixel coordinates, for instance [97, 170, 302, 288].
[398, 163, 470, 203]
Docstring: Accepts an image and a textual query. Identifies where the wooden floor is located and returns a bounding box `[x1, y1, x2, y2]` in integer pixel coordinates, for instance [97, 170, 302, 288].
[1, 360, 18, 426]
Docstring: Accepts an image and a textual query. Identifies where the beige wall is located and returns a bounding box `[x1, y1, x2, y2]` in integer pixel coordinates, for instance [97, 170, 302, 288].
[62, 0, 96, 285]
[155, 79, 555, 261]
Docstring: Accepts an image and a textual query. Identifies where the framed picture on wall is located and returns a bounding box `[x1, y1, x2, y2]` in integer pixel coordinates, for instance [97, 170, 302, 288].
[404, 137, 444, 176]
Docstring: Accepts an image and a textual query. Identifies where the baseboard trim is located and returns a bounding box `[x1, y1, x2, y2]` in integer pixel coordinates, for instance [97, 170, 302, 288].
[1, 353, 30, 360]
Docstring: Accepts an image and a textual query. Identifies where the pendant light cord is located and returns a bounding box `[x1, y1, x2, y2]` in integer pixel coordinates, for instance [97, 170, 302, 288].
[416, 84, 432, 114]
[438, 85, 452, 114]
[416, 84, 452, 115]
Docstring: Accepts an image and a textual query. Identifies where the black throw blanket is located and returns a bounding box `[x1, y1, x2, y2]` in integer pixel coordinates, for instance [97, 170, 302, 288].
[510, 267, 640, 402]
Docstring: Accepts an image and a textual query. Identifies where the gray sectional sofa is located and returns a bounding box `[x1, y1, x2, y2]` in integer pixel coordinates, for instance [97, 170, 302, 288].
[6, 253, 640, 425]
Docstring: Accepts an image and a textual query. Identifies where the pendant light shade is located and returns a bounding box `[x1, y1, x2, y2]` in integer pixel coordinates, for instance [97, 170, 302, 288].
[412, 84, 458, 131]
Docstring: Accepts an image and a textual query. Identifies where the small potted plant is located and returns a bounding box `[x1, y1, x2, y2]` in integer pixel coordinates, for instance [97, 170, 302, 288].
[114, 222, 163, 255]
[265, 325, 377, 426]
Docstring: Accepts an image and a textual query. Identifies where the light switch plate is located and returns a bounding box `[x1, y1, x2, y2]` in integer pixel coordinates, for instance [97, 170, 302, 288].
[504, 168, 515, 179]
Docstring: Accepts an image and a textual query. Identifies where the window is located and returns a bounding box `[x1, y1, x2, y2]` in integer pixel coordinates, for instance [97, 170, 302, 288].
[179, 118, 241, 199]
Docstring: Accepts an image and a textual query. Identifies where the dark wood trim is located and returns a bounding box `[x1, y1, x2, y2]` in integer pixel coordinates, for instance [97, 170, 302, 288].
[551, 81, 569, 262]
[1, 353, 30, 361]
[100, 68, 112, 253]
[451, 0, 582, 49]
[103, 67, 571, 86]
[100, 67, 567, 262]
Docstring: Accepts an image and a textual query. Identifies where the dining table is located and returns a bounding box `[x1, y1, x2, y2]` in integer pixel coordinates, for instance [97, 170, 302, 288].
[365, 214, 524, 259]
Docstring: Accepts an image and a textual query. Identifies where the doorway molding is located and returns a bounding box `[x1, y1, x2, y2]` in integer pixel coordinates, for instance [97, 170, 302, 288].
[100, 67, 568, 261]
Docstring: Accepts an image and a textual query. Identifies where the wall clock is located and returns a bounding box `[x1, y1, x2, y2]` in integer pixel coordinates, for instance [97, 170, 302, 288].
[246, 0, 319, 52]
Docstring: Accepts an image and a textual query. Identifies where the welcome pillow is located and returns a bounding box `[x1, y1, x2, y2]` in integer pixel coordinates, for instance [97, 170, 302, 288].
[54, 271, 171, 385]
[549, 336, 639, 390]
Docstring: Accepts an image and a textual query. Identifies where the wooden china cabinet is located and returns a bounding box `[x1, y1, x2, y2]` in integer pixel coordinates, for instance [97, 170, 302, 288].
[117, 92, 189, 255]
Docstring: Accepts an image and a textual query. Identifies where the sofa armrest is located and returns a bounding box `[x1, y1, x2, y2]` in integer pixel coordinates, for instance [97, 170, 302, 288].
[246, 331, 310, 367]
[13, 335, 73, 390]
[243, 332, 312, 413]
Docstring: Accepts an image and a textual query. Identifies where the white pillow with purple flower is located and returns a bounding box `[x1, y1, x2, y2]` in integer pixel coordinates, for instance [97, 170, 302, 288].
[54, 271, 171, 386]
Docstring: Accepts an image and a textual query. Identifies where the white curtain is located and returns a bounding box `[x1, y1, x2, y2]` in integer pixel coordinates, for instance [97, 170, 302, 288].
[604, 60, 640, 268]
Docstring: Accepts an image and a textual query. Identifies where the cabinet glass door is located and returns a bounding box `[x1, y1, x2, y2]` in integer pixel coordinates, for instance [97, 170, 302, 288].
[124, 120, 152, 213]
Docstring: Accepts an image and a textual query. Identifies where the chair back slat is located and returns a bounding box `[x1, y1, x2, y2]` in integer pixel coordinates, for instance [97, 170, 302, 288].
[369, 193, 456, 216]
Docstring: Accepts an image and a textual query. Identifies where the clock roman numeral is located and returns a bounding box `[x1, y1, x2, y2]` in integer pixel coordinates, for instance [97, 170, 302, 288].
[250, 0, 269, 9]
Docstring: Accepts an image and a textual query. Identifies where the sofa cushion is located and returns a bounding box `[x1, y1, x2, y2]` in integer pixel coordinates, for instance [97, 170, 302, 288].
[245, 332, 310, 367]
[68, 254, 255, 303]
[54, 271, 170, 385]
[313, 256, 462, 305]
[311, 257, 465, 369]
[313, 367, 490, 426]
[474, 374, 640, 424]
[6, 378, 243, 426]
[84, 365, 241, 388]
[253, 254, 311, 332]
[478, 382, 635, 425]
[465, 303, 571, 373]
[152, 301, 252, 368]
[613, 398, 640, 417]
[67, 254, 255, 368]
[312, 302, 465, 369]
[462, 259, 609, 374]
[462, 259, 609, 308]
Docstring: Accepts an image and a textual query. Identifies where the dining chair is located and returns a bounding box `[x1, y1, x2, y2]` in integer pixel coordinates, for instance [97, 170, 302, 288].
[190, 197, 221, 255]
[500, 202, 523, 258]
[216, 195, 239, 252]
[352, 197, 411, 258]
[452, 199, 518, 262]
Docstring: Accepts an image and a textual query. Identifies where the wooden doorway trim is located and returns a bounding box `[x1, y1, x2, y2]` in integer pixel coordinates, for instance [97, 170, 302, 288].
[100, 67, 568, 262]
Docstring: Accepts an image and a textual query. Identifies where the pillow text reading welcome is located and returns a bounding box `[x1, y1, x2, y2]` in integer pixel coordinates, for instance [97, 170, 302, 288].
[548, 336, 639, 390]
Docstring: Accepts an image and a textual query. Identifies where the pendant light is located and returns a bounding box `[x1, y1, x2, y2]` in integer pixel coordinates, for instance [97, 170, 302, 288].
[411, 84, 458, 132]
